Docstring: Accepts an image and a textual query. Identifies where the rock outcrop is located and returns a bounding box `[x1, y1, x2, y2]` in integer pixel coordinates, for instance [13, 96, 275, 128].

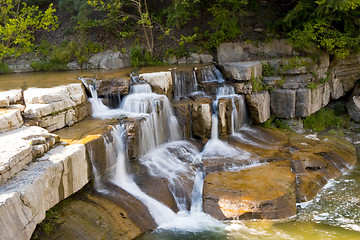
[222, 61, 262, 81]
[23, 83, 91, 132]
[86, 50, 130, 70]
[246, 91, 270, 123]
[347, 96, 360, 122]
[203, 160, 296, 220]
[139, 71, 173, 98]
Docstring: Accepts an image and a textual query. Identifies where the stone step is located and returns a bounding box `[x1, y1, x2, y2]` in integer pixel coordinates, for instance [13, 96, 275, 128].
[23, 83, 90, 132]
[0, 126, 59, 185]
[221, 61, 262, 81]
[0, 107, 24, 133]
[0, 89, 22, 107]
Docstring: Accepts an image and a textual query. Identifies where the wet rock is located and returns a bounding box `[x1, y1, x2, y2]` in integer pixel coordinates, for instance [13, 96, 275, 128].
[232, 82, 253, 95]
[172, 98, 192, 139]
[33, 183, 156, 240]
[203, 160, 296, 220]
[191, 97, 212, 140]
[139, 71, 173, 98]
[217, 97, 233, 136]
[0, 144, 88, 240]
[270, 89, 296, 119]
[87, 50, 130, 70]
[23, 83, 91, 132]
[246, 91, 270, 124]
[221, 61, 262, 81]
[95, 77, 131, 97]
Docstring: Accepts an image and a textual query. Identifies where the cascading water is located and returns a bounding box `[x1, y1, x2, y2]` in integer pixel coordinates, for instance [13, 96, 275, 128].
[200, 65, 225, 83]
[173, 69, 198, 98]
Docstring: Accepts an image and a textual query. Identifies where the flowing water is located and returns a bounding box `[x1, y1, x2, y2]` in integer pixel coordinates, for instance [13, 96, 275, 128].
[83, 67, 360, 239]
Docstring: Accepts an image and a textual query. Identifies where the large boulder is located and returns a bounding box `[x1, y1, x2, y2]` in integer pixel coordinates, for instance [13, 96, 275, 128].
[139, 71, 173, 98]
[95, 77, 131, 97]
[203, 160, 296, 220]
[246, 91, 270, 124]
[172, 98, 192, 139]
[23, 83, 91, 132]
[86, 50, 130, 69]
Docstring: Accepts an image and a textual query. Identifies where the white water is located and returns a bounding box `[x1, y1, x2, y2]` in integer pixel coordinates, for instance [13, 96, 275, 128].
[200, 65, 225, 83]
[173, 69, 198, 98]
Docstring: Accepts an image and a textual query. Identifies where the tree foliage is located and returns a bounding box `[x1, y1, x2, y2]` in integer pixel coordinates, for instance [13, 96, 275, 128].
[0, 0, 58, 60]
[284, 0, 360, 58]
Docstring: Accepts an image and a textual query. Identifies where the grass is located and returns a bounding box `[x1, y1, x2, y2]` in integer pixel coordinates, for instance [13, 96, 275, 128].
[303, 108, 350, 132]
[261, 62, 275, 77]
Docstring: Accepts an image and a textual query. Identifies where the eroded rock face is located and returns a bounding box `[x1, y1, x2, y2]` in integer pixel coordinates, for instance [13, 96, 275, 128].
[95, 77, 131, 97]
[86, 50, 130, 70]
[23, 83, 91, 132]
[172, 98, 192, 139]
[0, 108, 23, 133]
[33, 183, 156, 240]
[271, 89, 296, 119]
[203, 160, 296, 220]
[0, 144, 88, 240]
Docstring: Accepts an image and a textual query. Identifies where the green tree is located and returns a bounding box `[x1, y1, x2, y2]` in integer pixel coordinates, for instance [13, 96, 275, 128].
[284, 0, 360, 58]
[163, 0, 200, 29]
[0, 0, 58, 60]
[88, 0, 155, 54]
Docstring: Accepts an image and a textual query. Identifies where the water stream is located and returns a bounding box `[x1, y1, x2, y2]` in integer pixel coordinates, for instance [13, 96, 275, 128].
[83, 68, 360, 239]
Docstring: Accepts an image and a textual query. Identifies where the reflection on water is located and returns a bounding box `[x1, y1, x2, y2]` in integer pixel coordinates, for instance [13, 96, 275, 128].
[142, 162, 360, 240]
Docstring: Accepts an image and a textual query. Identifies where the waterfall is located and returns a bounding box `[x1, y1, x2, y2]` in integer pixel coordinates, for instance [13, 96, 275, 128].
[200, 65, 225, 83]
[173, 69, 198, 98]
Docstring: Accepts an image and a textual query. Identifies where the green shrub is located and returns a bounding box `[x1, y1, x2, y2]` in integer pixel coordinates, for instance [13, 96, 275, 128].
[261, 62, 275, 77]
[130, 43, 165, 67]
[303, 108, 350, 132]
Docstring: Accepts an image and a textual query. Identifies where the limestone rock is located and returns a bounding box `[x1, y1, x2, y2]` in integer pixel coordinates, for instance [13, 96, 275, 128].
[217, 98, 233, 136]
[217, 40, 295, 64]
[199, 54, 213, 63]
[270, 89, 296, 119]
[282, 74, 313, 89]
[0, 108, 23, 133]
[95, 77, 131, 97]
[172, 99, 192, 139]
[347, 96, 360, 122]
[295, 88, 311, 117]
[139, 71, 173, 98]
[33, 183, 156, 240]
[23, 83, 90, 132]
[4, 57, 33, 73]
[246, 91, 270, 124]
[0, 144, 88, 240]
[66, 61, 81, 70]
[221, 61, 262, 81]
[0, 89, 22, 107]
[203, 160, 296, 220]
[191, 97, 212, 140]
[87, 50, 130, 69]
[0, 126, 59, 184]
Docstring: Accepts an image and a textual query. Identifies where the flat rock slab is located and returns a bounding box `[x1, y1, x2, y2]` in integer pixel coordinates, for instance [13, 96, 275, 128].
[0, 126, 59, 184]
[203, 160, 296, 220]
[0, 89, 22, 107]
[139, 71, 173, 98]
[0, 108, 23, 133]
[23, 83, 90, 132]
[221, 61, 262, 81]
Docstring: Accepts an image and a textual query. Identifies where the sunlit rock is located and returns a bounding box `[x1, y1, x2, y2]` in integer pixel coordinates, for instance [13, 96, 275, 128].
[203, 160, 296, 220]
[139, 71, 173, 98]
[221, 61, 262, 81]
